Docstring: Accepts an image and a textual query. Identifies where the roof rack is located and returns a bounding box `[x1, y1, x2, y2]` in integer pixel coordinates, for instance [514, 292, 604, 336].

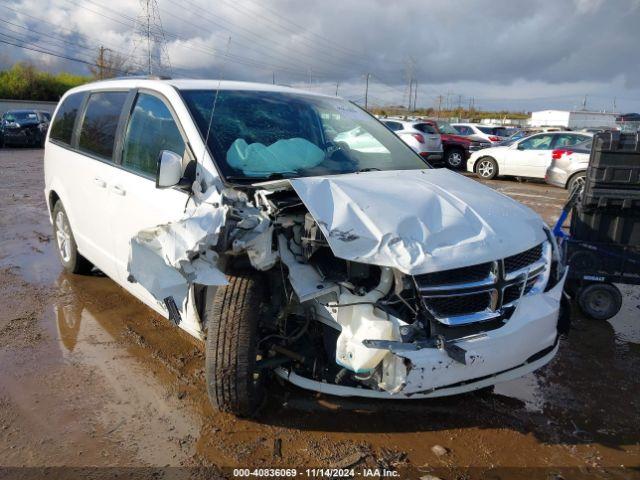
[109, 75, 172, 81]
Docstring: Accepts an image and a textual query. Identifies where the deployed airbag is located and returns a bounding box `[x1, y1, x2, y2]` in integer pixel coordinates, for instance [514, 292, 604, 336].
[227, 137, 324, 177]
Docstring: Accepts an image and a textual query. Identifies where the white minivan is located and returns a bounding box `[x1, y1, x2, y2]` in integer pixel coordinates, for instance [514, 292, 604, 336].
[44, 78, 568, 416]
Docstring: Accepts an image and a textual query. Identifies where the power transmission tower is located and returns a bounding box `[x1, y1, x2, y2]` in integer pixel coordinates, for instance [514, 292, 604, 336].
[413, 82, 418, 111]
[131, 0, 172, 76]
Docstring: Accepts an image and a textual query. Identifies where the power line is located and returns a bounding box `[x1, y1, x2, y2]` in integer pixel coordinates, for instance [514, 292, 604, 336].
[0, 36, 131, 74]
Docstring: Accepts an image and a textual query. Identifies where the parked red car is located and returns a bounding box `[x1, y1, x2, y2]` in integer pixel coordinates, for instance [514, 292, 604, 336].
[418, 119, 491, 169]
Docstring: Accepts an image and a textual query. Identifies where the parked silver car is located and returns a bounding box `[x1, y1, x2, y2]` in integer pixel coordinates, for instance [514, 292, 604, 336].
[381, 119, 443, 162]
[545, 138, 592, 190]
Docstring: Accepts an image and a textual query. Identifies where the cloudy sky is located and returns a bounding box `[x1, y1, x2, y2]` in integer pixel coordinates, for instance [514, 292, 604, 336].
[2, 0, 640, 112]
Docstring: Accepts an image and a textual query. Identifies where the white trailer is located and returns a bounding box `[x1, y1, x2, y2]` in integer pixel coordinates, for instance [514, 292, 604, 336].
[529, 110, 617, 129]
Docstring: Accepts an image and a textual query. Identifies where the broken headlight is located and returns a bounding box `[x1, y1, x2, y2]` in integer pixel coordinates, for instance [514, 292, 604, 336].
[544, 226, 566, 292]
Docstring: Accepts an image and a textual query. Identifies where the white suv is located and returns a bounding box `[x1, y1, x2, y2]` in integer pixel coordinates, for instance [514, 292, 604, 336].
[44, 78, 567, 416]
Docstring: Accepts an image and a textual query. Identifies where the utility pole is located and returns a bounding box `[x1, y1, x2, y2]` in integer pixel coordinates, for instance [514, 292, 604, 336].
[582, 94, 588, 110]
[364, 73, 371, 110]
[413, 81, 418, 112]
[335, 81, 339, 96]
[407, 78, 413, 112]
[98, 46, 106, 79]
[436, 95, 443, 118]
[613, 97, 617, 112]
[272, 72, 275, 85]
[457, 94, 462, 110]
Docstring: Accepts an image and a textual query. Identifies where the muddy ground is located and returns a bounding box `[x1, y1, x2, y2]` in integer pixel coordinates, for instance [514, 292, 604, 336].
[0, 148, 638, 479]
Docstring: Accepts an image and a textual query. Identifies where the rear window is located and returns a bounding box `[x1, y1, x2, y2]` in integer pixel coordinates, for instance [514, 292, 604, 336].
[414, 123, 437, 134]
[78, 92, 128, 160]
[50, 93, 84, 144]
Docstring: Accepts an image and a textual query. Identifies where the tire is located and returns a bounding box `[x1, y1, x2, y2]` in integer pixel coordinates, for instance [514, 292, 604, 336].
[52, 201, 93, 274]
[204, 272, 266, 417]
[475, 157, 498, 179]
[445, 149, 465, 169]
[567, 172, 586, 192]
[577, 283, 622, 321]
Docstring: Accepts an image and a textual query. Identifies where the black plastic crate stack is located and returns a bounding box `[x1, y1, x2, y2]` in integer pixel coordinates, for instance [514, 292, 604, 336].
[570, 131, 640, 245]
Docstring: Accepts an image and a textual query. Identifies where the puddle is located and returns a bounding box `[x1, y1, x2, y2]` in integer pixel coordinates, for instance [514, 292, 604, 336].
[493, 373, 546, 413]
[609, 284, 640, 344]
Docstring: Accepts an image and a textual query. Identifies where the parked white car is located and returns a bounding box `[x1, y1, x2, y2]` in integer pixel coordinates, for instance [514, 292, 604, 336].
[44, 78, 567, 416]
[467, 131, 593, 180]
[380, 119, 443, 162]
[451, 123, 508, 144]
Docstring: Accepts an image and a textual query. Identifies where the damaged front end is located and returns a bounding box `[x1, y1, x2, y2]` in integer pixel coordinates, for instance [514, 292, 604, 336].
[126, 168, 567, 399]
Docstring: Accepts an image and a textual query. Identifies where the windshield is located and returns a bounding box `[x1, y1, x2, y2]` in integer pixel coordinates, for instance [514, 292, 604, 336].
[435, 121, 459, 135]
[4, 111, 38, 122]
[180, 90, 428, 181]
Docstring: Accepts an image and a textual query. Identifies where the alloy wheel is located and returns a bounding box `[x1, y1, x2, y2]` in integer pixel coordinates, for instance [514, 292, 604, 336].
[55, 210, 72, 263]
[478, 160, 494, 178]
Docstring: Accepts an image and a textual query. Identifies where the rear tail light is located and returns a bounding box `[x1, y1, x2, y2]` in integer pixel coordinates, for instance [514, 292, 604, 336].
[412, 133, 425, 143]
[488, 136, 501, 142]
[552, 149, 573, 160]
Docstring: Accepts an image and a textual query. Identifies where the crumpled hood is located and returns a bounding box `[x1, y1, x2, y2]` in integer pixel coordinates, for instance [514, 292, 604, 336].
[290, 169, 547, 275]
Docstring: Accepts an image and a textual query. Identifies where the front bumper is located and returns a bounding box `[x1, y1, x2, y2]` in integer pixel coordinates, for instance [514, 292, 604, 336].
[419, 152, 443, 162]
[277, 271, 566, 399]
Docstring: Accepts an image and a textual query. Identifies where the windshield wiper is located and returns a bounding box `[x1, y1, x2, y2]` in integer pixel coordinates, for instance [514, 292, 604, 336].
[225, 172, 292, 183]
[355, 167, 381, 172]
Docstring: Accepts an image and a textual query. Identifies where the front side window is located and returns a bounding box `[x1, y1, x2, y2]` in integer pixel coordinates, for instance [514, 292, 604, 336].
[121, 93, 186, 177]
[518, 134, 554, 150]
[50, 93, 84, 145]
[78, 91, 128, 160]
[180, 90, 428, 181]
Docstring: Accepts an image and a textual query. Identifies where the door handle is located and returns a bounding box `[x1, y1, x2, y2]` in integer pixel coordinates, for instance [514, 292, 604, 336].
[111, 185, 126, 196]
[93, 177, 106, 188]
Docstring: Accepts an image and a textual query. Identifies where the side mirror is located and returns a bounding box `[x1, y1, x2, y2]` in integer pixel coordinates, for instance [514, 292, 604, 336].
[156, 150, 183, 188]
[516, 143, 525, 150]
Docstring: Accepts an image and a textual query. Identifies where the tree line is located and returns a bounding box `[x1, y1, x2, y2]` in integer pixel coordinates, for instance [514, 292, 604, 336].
[0, 63, 90, 102]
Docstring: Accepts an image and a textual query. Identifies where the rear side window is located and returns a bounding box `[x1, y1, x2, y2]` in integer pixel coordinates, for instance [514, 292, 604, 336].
[122, 93, 186, 177]
[383, 121, 403, 131]
[78, 91, 128, 160]
[50, 93, 84, 145]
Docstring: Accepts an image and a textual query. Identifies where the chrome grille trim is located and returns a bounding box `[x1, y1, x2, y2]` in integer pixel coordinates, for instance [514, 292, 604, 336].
[414, 242, 551, 326]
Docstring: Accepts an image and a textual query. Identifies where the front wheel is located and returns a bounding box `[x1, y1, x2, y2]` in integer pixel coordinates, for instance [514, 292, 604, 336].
[52, 201, 93, 274]
[577, 283, 622, 321]
[476, 157, 498, 179]
[445, 149, 464, 169]
[204, 272, 266, 416]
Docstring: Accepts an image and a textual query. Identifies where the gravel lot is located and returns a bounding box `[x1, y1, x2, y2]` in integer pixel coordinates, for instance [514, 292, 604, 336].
[0, 148, 638, 479]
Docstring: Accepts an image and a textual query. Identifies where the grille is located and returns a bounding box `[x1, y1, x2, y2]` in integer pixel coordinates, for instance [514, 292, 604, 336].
[428, 292, 490, 317]
[504, 244, 543, 273]
[503, 284, 523, 305]
[415, 242, 549, 326]
[417, 262, 492, 285]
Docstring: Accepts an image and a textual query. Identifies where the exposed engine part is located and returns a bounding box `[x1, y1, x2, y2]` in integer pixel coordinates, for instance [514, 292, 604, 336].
[333, 267, 401, 373]
[301, 212, 328, 260]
